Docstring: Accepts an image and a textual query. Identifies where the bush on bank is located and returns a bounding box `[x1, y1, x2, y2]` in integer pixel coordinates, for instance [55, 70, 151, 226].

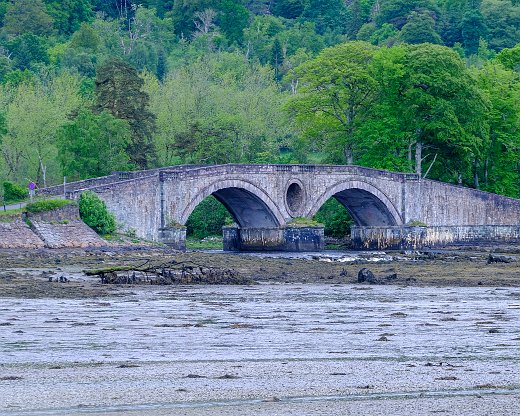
[79, 191, 116, 235]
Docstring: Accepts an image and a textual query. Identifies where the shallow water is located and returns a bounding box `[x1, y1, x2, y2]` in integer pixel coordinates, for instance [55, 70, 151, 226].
[1, 284, 520, 415]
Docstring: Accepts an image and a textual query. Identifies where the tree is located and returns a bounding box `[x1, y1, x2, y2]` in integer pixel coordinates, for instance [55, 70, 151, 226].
[94, 58, 156, 169]
[300, 0, 349, 35]
[0, 73, 84, 186]
[399, 11, 443, 44]
[3, 0, 54, 36]
[474, 62, 520, 197]
[144, 52, 290, 167]
[373, 44, 490, 181]
[272, 0, 305, 19]
[57, 109, 134, 180]
[375, 0, 438, 29]
[7, 34, 49, 71]
[286, 42, 379, 164]
[172, 0, 249, 43]
[44, 0, 93, 35]
[481, 0, 520, 51]
[461, 8, 488, 55]
[70, 23, 100, 52]
[495, 43, 520, 71]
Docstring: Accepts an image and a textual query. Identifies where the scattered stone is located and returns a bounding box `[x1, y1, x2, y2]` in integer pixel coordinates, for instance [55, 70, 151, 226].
[217, 374, 240, 379]
[0, 376, 23, 381]
[357, 268, 377, 284]
[377, 336, 389, 341]
[488, 328, 500, 333]
[330, 372, 347, 376]
[435, 376, 459, 381]
[263, 397, 281, 402]
[185, 374, 206, 378]
[487, 254, 517, 264]
[117, 363, 140, 368]
[357, 268, 400, 284]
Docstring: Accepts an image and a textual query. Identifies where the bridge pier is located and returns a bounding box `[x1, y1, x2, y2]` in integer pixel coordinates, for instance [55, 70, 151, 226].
[158, 227, 187, 250]
[223, 226, 324, 252]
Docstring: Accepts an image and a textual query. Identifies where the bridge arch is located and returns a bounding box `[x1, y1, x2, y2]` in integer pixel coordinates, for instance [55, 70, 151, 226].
[180, 179, 285, 228]
[307, 181, 403, 226]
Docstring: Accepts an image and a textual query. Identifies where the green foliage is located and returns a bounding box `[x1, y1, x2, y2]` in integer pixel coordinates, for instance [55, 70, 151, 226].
[45, 0, 93, 35]
[57, 109, 134, 180]
[25, 198, 73, 213]
[0, 0, 519, 202]
[313, 198, 353, 237]
[78, 191, 116, 235]
[94, 58, 157, 169]
[3, 181, 28, 204]
[286, 41, 379, 165]
[3, 0, 54, 36]
[399, 11, 444, 44]
[186, 196, 233, 239]
[7, 34, 49, 71]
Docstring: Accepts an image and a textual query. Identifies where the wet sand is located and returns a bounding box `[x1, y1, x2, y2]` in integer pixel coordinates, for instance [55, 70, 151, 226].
[1, 248, 519, 415]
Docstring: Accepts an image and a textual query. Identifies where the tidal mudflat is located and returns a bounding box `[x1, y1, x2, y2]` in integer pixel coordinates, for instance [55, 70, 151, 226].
[1, 280, 520, 415]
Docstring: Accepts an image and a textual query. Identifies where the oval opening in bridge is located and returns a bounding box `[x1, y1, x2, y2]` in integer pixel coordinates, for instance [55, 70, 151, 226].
[286, 182, 304, 215]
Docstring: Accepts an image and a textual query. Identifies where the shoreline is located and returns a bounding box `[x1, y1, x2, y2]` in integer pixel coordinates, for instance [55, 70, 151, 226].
[1, 245, 519, 299]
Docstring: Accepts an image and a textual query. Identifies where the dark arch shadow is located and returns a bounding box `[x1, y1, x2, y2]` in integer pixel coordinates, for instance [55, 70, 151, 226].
[180, 180, 285, 228]
[308, 181, 402, 226]
[212, 187, 281, 228]
[334, 189, 398, 226]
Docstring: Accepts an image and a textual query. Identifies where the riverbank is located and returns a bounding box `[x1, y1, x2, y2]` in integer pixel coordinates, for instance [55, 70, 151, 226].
[0, 246, 519, 299]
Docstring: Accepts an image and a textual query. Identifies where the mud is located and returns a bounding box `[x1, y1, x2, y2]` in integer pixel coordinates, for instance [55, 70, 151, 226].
[0, 247, 519, 299]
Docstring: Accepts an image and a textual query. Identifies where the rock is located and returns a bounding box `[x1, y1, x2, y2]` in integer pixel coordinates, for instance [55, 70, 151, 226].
[487, 254, 517, 264]
[357, 268, 377, 284]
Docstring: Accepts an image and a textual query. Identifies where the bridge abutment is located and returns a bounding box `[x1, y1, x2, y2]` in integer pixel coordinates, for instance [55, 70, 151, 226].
[223, 226, 324, 252]
[351, 225, 520, 250]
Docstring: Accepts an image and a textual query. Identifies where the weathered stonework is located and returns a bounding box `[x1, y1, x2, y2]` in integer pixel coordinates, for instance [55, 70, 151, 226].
[223, 226, 324, 252]
[40, 164, 520, 251]
[352, 225, 520, 250]
[0, 221, 45, 249]
[0, 205, 107, 249]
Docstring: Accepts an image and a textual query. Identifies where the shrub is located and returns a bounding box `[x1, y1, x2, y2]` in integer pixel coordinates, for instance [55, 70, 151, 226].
[78, 191, 116, 235]
[186, 196, 233, 239]
[313, 198, 354, 237]
[26, 199, 73, 213]
[3, 181, 28, 204]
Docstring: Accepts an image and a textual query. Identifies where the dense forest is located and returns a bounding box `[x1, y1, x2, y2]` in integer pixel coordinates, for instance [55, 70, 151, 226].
[0, 0, 519, 208]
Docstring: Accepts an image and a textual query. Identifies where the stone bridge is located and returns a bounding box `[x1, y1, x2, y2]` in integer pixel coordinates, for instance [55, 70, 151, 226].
[41, 164, 520, 250]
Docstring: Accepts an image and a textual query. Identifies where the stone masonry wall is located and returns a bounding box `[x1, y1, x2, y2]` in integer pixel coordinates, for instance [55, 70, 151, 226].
[0, 221, 45, 249]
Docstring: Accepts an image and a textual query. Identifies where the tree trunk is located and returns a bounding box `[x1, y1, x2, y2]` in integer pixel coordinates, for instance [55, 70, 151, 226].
[473, 159, 480, 189]
[345, 145, 354, 165]
[415, 140, 422, 176]
[408, 140, 413, 170]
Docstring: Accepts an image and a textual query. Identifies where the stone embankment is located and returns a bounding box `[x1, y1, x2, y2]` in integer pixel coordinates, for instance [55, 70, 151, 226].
[0, 204, 106, 249]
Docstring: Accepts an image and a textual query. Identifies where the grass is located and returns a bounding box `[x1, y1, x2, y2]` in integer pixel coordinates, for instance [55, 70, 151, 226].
[288, 217, 324, 227]
[0, 208, 24, 222]
[26, 199, 74, 213]
[187, 236, 223, 250]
